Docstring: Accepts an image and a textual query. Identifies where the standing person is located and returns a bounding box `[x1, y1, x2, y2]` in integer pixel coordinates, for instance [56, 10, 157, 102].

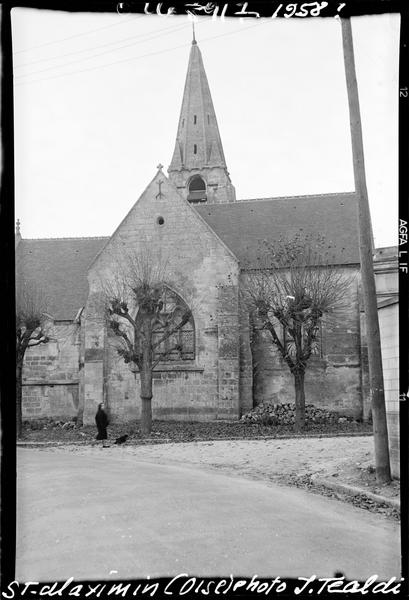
[95, 403, 109, 440]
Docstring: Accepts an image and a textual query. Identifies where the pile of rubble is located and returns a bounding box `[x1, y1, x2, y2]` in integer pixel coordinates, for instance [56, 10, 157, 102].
[241, 403, 353, 426]
[23, 417, 78, 430]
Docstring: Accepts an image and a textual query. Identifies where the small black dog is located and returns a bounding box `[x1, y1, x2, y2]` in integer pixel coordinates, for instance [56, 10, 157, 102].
[114, 434, 128, 445]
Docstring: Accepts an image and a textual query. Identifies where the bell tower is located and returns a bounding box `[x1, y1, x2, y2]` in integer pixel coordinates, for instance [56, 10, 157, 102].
[168, 34, 236, 204]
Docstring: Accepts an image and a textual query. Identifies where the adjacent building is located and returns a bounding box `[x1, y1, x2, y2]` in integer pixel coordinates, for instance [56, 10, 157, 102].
[374, 246, 399, 478]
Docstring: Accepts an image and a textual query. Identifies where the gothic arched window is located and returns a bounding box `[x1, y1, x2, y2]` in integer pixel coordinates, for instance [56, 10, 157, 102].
[152, 289, 195, 362]
[187, 175, 207, 203]
[108, 287, 195, 365]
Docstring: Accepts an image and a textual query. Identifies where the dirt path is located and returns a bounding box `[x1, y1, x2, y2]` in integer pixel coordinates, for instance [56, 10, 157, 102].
[36, 435, 399, 502]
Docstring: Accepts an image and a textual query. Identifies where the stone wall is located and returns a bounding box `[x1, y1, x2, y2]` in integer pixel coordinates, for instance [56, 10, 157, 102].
[99, 282, 241, 423]
[103, 309, 227, 423]
[238, 280, 253, 416]
[22, 322, 81, 420]
[83, 171, 240, 424]
[248, 268, 366, 418]
[82, 291, 106, 425]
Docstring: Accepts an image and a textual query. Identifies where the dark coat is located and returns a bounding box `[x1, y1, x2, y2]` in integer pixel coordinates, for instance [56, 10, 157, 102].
[95, 404, 109, 440]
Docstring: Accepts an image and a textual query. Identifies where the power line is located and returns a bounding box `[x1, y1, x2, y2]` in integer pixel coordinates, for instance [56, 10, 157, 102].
[14, 22, 189, 78]
[13, 14, 145, 54]
[15, 40, 189, 85]
[15, 20, 270, 87]
[14, 21, 189, 69]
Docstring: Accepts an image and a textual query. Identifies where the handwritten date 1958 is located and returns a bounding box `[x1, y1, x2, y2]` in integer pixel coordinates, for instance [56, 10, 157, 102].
[117, 2, 343, 19]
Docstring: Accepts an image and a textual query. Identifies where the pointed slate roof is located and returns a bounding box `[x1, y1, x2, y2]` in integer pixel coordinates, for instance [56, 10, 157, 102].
[195, 192, 360, 267]
[168, 39, 227, 172]
[16, 237, 108, 320]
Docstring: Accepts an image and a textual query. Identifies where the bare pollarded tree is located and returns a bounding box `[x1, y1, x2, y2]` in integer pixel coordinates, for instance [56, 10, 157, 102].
[100, 250, 193, 435]
[243, 233, 353, 431]
[16, 281, 50, 438]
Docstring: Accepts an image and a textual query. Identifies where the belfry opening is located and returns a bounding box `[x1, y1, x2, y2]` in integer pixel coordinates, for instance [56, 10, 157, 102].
[187, 175, 207, 203]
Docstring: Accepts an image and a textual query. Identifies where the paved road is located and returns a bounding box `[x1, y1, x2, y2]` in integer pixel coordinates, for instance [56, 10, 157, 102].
[16, 448, 400, 581]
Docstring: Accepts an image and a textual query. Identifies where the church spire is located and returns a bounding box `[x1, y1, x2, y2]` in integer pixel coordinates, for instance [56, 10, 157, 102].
[168, 36, 236, 204]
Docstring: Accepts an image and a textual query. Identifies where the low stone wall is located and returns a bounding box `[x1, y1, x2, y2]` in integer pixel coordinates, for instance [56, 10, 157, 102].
[22, 381, 79, 420]
[22, 323, 81, 421]
[106, 367, 222, 423]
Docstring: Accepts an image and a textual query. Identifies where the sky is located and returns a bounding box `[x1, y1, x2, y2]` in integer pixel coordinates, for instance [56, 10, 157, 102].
[12, 8, 399, 248]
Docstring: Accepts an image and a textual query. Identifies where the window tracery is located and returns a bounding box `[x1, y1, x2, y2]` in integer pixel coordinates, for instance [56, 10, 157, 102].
[152, 289, 195, 362]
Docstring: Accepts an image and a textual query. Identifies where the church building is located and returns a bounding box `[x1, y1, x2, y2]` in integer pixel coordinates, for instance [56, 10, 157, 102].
[16, 36, 369, 426]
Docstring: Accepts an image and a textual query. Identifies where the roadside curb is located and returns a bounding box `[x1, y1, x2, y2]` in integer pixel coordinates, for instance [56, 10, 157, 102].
[16, 432, 373, 448]
[311, 476, 400, 510]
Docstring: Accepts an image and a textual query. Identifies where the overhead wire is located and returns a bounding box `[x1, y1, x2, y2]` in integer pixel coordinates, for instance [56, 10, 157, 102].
[13, 13, 146, 54]
[14, 20, 190, 69]
[14, 19, 271, 87]
[14, 40, 190, 86]
[14, 21, 190, 77]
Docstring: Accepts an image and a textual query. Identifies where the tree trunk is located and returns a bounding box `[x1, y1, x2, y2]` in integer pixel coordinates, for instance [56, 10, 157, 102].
[293, 370, 305, 432]
[139, 366, 153, 436]
[16, 361, 23, 439]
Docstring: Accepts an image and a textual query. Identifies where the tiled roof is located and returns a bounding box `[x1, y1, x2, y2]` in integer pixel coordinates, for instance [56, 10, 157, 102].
[16, 237, 108, 320]
[195, 192, 360, 268]
[15, 193, 360, 319]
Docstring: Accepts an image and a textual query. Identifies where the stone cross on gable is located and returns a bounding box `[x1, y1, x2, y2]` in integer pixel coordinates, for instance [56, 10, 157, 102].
[156, 179, 164, 199]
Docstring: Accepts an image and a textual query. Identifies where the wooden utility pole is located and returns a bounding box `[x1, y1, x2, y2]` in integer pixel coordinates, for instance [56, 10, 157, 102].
[341, 18, 391, 483]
